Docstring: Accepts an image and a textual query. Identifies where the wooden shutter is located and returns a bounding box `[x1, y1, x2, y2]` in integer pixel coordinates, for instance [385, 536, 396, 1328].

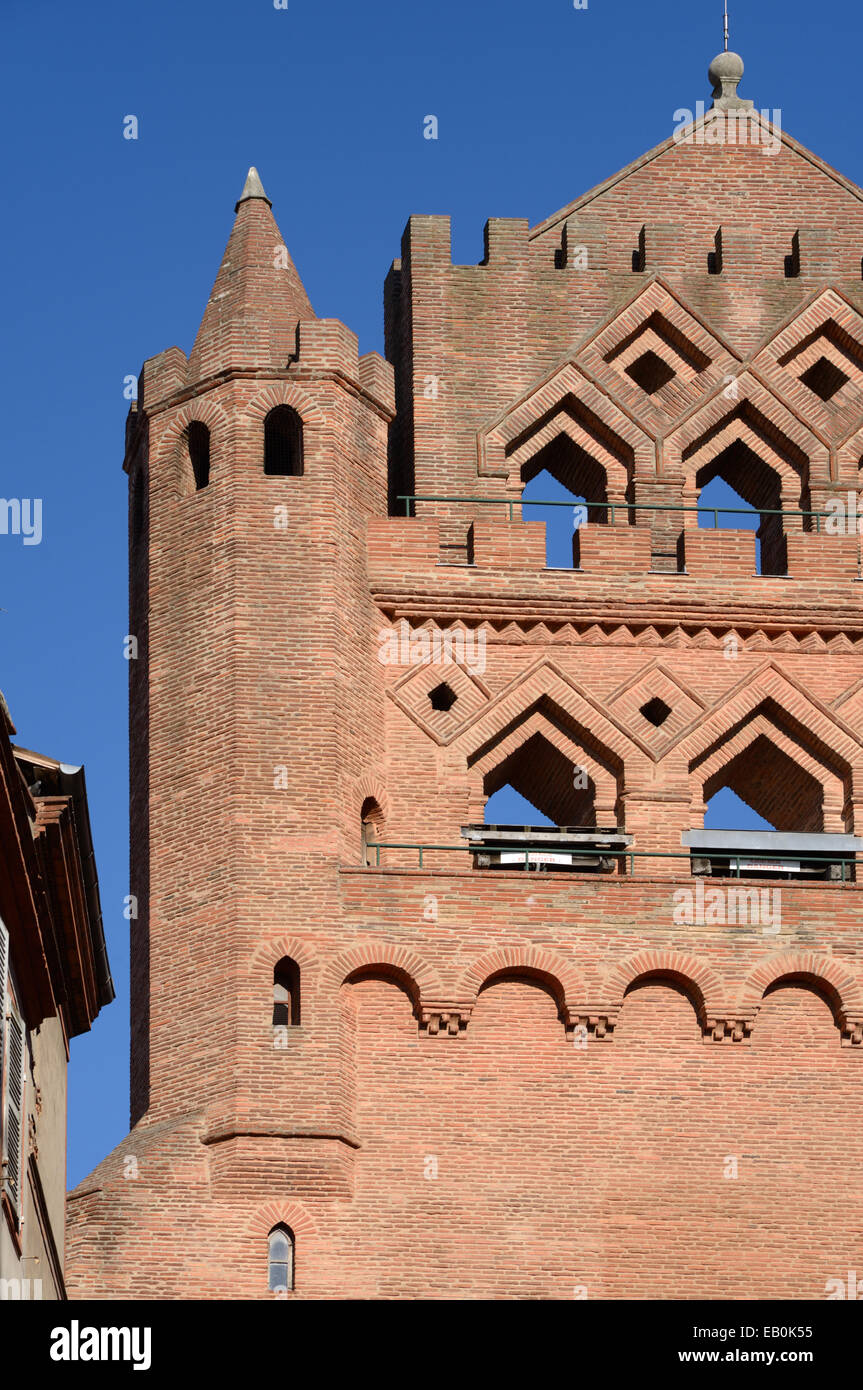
[0, 918, 7, 1158]
[3, 984, 25, 1218]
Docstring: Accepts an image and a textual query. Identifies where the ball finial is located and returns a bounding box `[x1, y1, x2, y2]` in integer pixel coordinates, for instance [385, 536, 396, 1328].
[708, 49, 751, 109]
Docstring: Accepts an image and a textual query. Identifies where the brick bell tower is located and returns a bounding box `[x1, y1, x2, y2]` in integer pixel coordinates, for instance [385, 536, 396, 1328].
[69, 48, 863, 1300]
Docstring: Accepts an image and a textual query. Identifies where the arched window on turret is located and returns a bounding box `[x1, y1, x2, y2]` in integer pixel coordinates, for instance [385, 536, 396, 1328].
[264, 406, 304, 477]
[186, 422, 211, 490]
[272, 957, 301, 1027]
[268, 1225, 295, 1293]
[360, 797, 385, 866]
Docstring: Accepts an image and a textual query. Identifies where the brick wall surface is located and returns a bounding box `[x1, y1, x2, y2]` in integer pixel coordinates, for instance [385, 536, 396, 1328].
[67, 89, 863, 1299]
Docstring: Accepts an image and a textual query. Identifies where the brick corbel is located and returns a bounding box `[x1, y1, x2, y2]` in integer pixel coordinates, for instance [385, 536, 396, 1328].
[703, 1013, 755, 1043]
[564, 1005, 619, 1039]
[420, 1002, 473, 1036]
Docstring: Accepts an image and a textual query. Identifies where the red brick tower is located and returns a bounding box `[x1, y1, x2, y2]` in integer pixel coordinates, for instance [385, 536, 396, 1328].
[68, 53, 863, 1300]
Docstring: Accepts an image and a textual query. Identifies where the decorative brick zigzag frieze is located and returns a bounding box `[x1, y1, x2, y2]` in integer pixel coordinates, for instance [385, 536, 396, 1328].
[370, 613, 863, 650]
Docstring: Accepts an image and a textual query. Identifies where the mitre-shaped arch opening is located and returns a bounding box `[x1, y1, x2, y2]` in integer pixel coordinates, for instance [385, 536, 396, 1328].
[702, 734, 825, 834]
[695, 440, 790, 575]
[483, 730, 598, 828]
[508, 393, 634, 517]
[705, 785, 775, 832]
[696, 437, 782, 513]
[520, 433, 611, 511]
[470, 694, 624, 832]
[697, 475, 762, 567]
[521, 468, 587, 569]
[484, 784, 552, 826]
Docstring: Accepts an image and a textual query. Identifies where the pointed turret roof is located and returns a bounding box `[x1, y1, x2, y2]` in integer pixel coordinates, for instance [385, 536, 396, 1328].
[188, 167, 314, 381]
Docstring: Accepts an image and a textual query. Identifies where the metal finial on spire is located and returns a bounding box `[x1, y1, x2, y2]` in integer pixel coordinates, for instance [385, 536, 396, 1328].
[723, 0, 729, 52]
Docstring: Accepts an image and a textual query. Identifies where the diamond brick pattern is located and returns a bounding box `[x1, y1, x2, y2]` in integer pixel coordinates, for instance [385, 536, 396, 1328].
[752, 289, 863, 442]
[390, 649, 490, 742]
[576, 280, 740, 434]
[607, 663, 706, 757]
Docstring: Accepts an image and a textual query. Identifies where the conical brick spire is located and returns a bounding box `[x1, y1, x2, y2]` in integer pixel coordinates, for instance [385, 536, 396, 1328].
[188, 167, 315, 380]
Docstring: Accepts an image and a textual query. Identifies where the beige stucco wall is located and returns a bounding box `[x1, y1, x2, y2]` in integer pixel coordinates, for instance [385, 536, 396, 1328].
[0, 1011, 66, 1301]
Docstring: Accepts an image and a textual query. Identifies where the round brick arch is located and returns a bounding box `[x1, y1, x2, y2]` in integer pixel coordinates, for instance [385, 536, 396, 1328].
[739, 951, 863, 1028]
[353, 777, 391, 867]
[246, 937, 316, 1027]
[159, 396, 232, 496]
[352, 777, 391, 825]
[608, 949, 727, 1027]
[248, 1200, 317, 1239]
[458, 945, 585, 1015]
[250, 936, 317, 975]
[243, 381, 327, 431]
[329, 943, 443, 1011]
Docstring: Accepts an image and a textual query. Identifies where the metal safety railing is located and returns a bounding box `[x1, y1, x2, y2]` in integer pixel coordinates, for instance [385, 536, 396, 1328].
[397, 495, 829, 532]
[364, 842, 861, 881]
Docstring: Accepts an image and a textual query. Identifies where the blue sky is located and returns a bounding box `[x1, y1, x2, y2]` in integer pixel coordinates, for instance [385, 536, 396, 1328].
[0, 0, 858, 1187]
